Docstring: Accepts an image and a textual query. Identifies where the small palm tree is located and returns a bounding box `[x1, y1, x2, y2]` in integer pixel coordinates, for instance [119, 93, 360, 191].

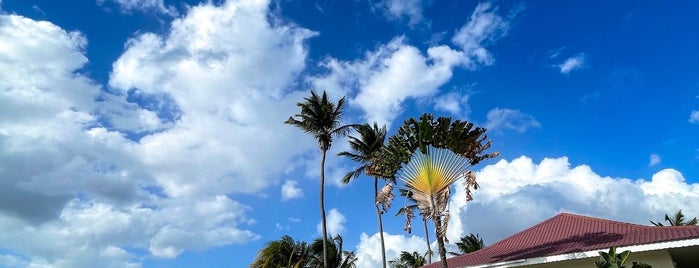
[338, 123, 391, 268]
[388, 251, 427, 268]
[308, 235, 358, 268]
[449, 233, 484, 256]
[594, 246, 652, 268]
[286, 90, 353, 268]
[650, 210, 698, 226]
[251, 235, 309, 268]
[371, 114, 498, 268]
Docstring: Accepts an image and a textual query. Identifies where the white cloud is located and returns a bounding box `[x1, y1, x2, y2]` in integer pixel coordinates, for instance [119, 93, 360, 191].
[354, 232, 429, 267]
[281, 180, 304, 201]
[380, 0, 424, 25]
[0, 0, 316, 266]
[484, 108, 540, 133]
[558, 53, 586, 74]
[689, 110, 699, 124]
[310, 3, 513, 127]
[451, 2, 510, 67]
[318, 208, 347, 236]
[433, 92, 471, 118]
[446, 156, 699, 246]
[649, 154, 661, 167]
[96, 0, 177, 16]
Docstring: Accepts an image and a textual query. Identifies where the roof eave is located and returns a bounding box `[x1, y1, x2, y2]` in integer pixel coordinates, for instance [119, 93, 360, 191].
[459, 237, 699, 268]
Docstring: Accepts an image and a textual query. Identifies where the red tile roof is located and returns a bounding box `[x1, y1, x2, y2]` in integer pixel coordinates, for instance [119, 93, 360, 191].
[423, 213, 699, 268]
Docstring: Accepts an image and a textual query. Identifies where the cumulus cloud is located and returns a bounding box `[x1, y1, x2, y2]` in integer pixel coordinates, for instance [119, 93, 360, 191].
[649, 154, 661, 167]
[0, 0, 318, 266]
[310, 2, 514, 127]
[355, 232, 429, 267]
[689, 110, 699, 124]
[281, 180, 304, 201]
[558, 53, 586, 74]
[96, 0, 178, 16]
[379, 0, 424, 25]
[484, 108, 540, 133]
[447, 156, 699, 246]
[433, 92, 471, 118]
[318, 208, 347, 236]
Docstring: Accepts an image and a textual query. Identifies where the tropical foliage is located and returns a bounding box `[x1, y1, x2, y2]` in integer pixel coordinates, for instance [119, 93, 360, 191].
[396, 188, 432, 263]
[338, 123, 391, 268]
[650, 210, 698, 226]
[371, 114, 498, 268]
[251, 235, 357, 268]
[449, 233, 484, 256]
[594, 246, 652, 268]
[388, 251, 427, 268]
[285, 90, 353, 267]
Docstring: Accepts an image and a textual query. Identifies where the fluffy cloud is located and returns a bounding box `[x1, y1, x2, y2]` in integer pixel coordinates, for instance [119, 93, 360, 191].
[354, 232, 429, 267]
[558, 53, 586, 74]
[310, 2, 513, 127]
[484, 108, 540, 133]
[96, 0, 178, 16]
[281, 180, 304, 200]
[379, 0, 424, 25]
[689, 110, 699, 124]
[433, 92, 471, 118]
[649, 154, 661, 167]
[448, 156, 699, 245]
[318, 208, 347, 236]
[0, 0, 317, 266]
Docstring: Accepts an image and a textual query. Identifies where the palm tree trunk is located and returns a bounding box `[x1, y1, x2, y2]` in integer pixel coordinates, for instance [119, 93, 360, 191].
[375, 178, 387, 268]
[434, 217, 448, 268]
[320, 150, 329, 268]
[423, 218, 432, 264]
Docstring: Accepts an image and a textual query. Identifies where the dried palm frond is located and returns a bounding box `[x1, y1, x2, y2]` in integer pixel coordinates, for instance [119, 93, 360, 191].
[376, 182, 395, 214]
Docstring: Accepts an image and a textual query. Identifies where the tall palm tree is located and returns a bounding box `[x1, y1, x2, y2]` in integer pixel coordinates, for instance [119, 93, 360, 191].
[396, 189, 432, 263]
[308, 235, 358, 268]
[285, 90, 353, 268]
[388, 251, 427, 268]
[338, 123, 391, 268]
[251, 235, 309, 268]
[371, 114, 498, 268]
[449, 233, 484, 256]
[650, 209, 698, 226]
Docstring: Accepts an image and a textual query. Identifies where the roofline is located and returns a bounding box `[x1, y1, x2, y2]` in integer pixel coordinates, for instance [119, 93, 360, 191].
[459, 237, 699, 268]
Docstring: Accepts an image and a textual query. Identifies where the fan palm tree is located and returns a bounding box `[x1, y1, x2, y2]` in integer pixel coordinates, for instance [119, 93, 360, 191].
[308, 235, 358, 268]
[371, 114, 498, 268]
[285, 90, 353, 268]
[338, 123, 391, 268]
[251, 235, 309, 268]
[388, 251, 427, 268]
[449, 233, 484, 256]
[396, 189, 432, 263]
[650, 210, 698, 226]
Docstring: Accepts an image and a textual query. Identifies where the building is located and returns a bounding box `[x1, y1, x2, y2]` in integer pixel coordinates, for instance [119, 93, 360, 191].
[423, 213, 699, 268]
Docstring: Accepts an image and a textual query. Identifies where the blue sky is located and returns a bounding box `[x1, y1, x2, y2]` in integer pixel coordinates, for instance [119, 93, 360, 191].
[1, 0, 698, 267]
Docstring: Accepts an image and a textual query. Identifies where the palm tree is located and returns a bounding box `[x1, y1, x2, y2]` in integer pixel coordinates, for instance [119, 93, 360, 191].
[338, 123, 391, 268]
[308, 235, 358, 268]
[449, 233, 484, 256]
[396, 189, 432, 263]
[251, 235, 309, 268]
[388, 251, 427, 268]
[650, 210, 698, 226]
[286, 90, 353, 268]
[371, 114, 498, 268]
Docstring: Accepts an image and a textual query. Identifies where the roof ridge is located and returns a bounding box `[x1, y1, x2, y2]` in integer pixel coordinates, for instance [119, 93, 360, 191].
[560, 212, 657, 229]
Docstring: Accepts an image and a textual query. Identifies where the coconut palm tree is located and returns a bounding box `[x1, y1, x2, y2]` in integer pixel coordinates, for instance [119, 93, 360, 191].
[449, 233, 484, 256]
[308, 235, 358, 268]
[338, 122, 391, 268]
[396, 189, 432, 263]
[251, 235, 309, 268]
[650, 210, 698, 226]
[371, 114, 498, 268]
[388, 251, 427, 268]
[285, 90, 353, 268]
